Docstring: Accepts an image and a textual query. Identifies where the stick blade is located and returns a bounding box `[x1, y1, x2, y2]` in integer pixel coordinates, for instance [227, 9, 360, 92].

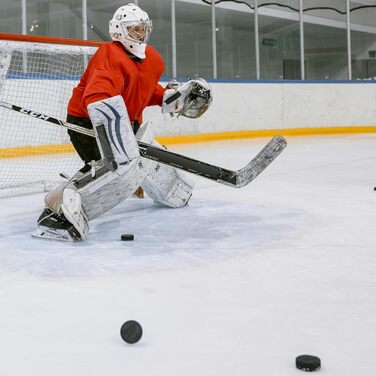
[222, 135, 287, 188]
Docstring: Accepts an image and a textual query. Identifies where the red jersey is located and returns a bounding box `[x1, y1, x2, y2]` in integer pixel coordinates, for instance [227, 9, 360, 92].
[67, 41, 166, 123]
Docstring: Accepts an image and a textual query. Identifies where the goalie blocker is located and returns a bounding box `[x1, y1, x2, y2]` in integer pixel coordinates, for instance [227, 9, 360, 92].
[34, 95, 194, 241]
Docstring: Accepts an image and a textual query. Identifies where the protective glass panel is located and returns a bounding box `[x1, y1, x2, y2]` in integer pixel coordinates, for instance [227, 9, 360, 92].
[304, 23, 347, 80]
[86, 2, 117, 41]
[139, 0, 173, 78]
[303, 0, 347, 23]
[258, 11, 300, 79]
[176, 1, 213, 79]
[0, 0, 22, 33]
[302, 0, 347, 80]
[216, 5, 256, 79]
[350, 1, 376, 29]
[26, 0, 84, 39]
[350, 1, 376, 80]
[351, 29, 376, 80]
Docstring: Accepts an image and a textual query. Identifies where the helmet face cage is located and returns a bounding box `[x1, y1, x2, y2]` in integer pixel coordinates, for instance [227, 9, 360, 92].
[121, 19, 153, 44]
[109, 4, 152, 58]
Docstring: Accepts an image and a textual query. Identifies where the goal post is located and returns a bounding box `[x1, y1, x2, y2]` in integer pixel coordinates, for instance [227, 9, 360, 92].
[0, 34, 102, 197]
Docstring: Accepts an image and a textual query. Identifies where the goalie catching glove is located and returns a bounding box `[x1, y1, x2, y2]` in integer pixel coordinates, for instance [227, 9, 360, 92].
[162, 78, 212, 118]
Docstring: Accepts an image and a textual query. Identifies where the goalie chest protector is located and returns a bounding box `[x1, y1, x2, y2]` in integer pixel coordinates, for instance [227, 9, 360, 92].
[67, 41, 166, 123]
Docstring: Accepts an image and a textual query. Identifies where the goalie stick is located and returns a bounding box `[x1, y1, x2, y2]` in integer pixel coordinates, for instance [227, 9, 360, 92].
[0, 100, 287, 188]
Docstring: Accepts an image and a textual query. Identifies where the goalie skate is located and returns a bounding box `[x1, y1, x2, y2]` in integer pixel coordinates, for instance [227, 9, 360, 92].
[32, 208, 82, 242]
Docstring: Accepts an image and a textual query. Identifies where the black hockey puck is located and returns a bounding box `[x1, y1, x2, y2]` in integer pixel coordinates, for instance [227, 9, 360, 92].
[121, 234, 134, 241]
[120, 320, 143, 344]
[296, 354, 321, 372]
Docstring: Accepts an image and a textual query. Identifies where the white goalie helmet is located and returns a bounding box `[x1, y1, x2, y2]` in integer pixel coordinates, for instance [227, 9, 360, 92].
[109, 3, 153, 59]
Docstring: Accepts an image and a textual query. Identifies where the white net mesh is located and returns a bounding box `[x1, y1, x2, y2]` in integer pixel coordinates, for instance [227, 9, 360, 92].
[0, 38, 98, 197]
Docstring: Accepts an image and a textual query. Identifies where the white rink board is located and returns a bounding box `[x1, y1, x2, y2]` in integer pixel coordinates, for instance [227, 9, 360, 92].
[1, 80, 376, 148]
[145, 81, 376, 136]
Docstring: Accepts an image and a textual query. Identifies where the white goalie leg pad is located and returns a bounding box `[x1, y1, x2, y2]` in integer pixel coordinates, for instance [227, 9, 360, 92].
[78, 158, 150, 220]
[44, 170, 84, 212]
[136, 123, 195, 208]
[44, 182, 67, 213]
[142, 164, 195, 208]
[36, 170, 88, 241]
[37, 94, 144, 239]
[60, 186, 89, 240]
[88, 95, 139, 170]
[72, 95, 150, 220]
[42, 157, 148, 226]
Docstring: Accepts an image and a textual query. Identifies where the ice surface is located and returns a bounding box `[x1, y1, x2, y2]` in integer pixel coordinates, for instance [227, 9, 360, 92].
[1, 135, 376, 375]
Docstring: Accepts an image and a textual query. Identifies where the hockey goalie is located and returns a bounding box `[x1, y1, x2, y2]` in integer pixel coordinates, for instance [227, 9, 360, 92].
[33, 3, 212, 241]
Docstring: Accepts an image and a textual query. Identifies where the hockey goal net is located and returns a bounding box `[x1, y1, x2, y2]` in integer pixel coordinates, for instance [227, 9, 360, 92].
[0, 34, 102, 197]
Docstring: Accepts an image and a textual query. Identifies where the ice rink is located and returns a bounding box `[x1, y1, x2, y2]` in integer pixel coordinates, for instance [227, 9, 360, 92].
[1, 134, 376, 376]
